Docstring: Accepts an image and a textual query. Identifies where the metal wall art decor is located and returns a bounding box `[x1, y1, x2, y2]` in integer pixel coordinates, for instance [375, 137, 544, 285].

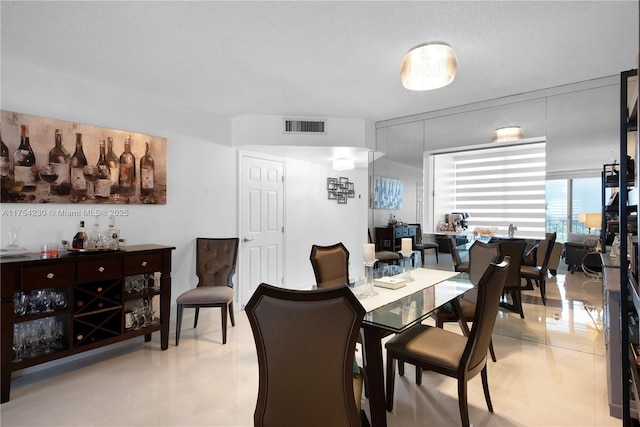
[373, 176, 403, 209]
[327, 177, 355, 204]
[1, 111, 167, 204]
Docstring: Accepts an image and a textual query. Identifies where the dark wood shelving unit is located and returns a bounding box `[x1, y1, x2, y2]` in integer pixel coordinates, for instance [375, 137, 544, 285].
[0, 244, 174, 403]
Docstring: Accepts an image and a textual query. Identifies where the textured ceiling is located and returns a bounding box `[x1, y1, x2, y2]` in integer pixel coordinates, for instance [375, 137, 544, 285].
[2, 1, 638, 124]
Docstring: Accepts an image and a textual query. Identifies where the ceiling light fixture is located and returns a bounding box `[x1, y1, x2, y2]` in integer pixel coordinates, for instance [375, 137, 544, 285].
[333, 158, 355, 171]
[491, 126, 525, 142]
[400, 42, 457, 91]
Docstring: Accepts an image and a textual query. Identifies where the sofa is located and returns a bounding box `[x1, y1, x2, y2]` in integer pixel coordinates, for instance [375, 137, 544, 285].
[563, 233, 600, 273]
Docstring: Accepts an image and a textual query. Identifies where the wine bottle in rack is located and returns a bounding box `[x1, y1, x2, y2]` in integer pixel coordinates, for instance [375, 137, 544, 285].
[118, 136, 135, 197]
[13, 124, 36, 191]
[106, 137, 120, 195]
[69, 133, 88, 201]
[48, 129, 71, 195]
[0, 130, 10, 180]
[95, 140, 111, 199]
[72, 221, 87, 249]
[140, 141, 154, 198]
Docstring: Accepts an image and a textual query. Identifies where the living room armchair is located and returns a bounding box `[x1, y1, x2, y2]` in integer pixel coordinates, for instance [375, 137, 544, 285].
[563, 233, 599, 274]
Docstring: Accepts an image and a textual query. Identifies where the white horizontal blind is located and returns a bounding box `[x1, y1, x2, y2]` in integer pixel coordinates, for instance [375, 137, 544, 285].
[453, 142, 546, 237]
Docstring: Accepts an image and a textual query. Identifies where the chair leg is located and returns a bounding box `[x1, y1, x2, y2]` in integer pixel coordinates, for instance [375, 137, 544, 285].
[398, 361, 405, 377]
[522, 278, 534, 290]
[458, 377, 470, 427]
[229, 301, 236, 326]
[489, 338, 497, 363]
[221, 305, 228, 344]
[434, 248, 438, 264]
[415, 366, 422, 385]
[512, 289, 525, 319]
[175, 304, 183, 346]
[481, 365, 494, 413]
[385, 355, 396, 412]
[540, 279, 546, 305]
[193, 307, 200, 328]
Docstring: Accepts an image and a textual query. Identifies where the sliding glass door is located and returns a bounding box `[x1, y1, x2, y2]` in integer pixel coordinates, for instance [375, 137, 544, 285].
[545, 176, 601, 242]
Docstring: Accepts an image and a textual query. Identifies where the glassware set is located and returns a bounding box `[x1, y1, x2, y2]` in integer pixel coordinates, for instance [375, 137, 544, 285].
[125, 273, 159, 295]
[124, 298, 157, 331]
[13, 318, 66, 362]
[13, 289, 68, 317]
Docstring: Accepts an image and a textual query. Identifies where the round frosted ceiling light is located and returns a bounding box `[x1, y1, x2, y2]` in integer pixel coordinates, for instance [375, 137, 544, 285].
[333, 158, 355, 171]
[400, 43, 457, 91]
[492, 126, 525, 142]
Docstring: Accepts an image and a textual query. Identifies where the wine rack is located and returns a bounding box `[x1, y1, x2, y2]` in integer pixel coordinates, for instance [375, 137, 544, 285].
[0, 244, 174, 403]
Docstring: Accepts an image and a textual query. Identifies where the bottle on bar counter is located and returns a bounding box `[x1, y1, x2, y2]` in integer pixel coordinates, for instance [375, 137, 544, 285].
[69, 133, 88, 201]
[140, 141, 154, 198]
[48, 129, 71, 195]
[118, 136, 135, 198]
[13, 125, 36, 191]
[72, 221, 87, 249]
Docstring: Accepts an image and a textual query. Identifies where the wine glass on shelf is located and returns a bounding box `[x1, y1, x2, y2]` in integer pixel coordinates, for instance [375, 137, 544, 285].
[38, 165, 59, 201]
[82, 166, 98, 199]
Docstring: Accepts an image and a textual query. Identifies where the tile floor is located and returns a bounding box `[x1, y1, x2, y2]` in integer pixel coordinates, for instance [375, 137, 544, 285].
[0, 254, 621, 426]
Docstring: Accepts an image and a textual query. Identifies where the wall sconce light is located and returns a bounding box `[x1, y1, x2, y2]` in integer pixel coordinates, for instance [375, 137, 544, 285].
[492, 126, 524, 142]
[332, 158, 355, 171]
[400, 42, 457, 91]
[327, 177, 355, 204]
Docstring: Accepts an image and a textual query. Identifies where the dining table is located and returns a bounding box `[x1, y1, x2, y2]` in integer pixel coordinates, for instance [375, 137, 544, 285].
[351, 266, 474, 427]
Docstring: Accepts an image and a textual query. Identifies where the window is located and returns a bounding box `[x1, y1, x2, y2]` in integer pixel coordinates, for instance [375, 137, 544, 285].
[432, 141, 546, 237]
[546, 176, 601, 242]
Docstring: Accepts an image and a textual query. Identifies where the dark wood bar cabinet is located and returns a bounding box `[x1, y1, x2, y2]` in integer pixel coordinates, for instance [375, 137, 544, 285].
[0, 244, 174, 403]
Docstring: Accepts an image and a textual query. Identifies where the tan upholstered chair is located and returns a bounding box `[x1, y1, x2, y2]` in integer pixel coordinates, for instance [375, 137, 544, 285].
[448, 235, 469, 274]
[309, 242, 350, 288]
[409, 223, 439, 265]
[368, 229, 400, 267]
[433, 240, 500, 361]
[497, 240, 527, 318]
[520, 232, 557, 305]
[245, 283, 366, 427]
[385, 259, 510, 427]
[175, 237, 239, 345]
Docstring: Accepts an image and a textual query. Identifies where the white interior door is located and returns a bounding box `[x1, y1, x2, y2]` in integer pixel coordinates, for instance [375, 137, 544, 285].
[239, 153, 284, 308]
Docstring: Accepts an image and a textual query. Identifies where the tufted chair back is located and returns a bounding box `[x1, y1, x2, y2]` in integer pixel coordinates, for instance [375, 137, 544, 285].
[196, 238, 239, 288]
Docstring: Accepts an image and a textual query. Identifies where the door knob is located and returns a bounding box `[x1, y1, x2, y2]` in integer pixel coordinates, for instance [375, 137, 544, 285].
[243, 238, 254, 242]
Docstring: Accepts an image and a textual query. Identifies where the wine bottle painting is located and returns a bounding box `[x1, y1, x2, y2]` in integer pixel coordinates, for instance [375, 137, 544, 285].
[0, 111, 166, 204]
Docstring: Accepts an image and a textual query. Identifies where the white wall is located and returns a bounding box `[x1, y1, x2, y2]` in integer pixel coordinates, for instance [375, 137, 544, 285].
[284, 158, 369, 287]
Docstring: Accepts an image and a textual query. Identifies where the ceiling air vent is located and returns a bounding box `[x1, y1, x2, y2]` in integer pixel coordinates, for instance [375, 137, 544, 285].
[284, 119, 326, 134]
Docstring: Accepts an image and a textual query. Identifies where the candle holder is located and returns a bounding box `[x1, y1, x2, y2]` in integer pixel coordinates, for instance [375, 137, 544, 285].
[400, 251, 415, 282]
[357, 259, 378, 298]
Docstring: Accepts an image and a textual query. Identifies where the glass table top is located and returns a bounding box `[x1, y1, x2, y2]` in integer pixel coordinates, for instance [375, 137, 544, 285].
[353, 267, 473, 333]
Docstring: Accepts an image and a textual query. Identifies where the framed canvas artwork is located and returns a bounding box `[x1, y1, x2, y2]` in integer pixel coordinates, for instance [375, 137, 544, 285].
[1, 111, 167, 204]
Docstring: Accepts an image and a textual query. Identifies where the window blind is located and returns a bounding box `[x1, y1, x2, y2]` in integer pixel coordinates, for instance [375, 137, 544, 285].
[453, 142, 546, 237]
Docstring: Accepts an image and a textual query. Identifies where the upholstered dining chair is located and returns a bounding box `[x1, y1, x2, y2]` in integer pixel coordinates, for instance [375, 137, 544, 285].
[310, 242, 350, 288]
[175, 237, 239, 346]
[434, 240, 500, 361]
[448, 235, 469, 274]
[245, 283, 367, 427]
[409, 223, 439, 265]
[497, 240, 527, 318]
[368, 229, 400, 267]
[385, 259, 510, 427]
[520, 232, 557, 305]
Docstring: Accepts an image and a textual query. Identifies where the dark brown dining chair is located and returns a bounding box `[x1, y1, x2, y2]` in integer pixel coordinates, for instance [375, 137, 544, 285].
[245, 283, 366, 427]
[448, 235, 469, 274]
[368, 229, 400, 267]
[409, 223, 439, 265]
[309, 242, 350, 288]
[434, 240, 500, 361]
[385, 259, 510, 427]
[520, 232, 557, 305]
[497, 240, 527, 318]
[175, 237, 239, 345]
